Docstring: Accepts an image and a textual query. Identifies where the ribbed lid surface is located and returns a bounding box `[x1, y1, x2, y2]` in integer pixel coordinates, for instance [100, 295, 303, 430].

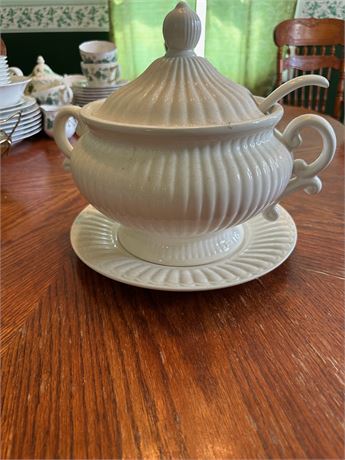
[96, 1, 264, 127]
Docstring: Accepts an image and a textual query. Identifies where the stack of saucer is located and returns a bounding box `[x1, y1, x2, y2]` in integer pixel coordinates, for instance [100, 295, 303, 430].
[0, 95, 42, 144]
[72, 79, 128, 106]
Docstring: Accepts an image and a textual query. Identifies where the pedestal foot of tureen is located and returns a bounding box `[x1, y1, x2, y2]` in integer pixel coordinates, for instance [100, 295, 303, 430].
[117, 226, 244, 267]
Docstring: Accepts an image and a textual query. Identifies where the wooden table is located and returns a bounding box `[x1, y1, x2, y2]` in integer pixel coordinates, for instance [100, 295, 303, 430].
[1, 106, 344, 459]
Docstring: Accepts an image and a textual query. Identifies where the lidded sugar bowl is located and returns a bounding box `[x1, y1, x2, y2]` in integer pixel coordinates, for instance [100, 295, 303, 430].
[54, 1, 336, 268]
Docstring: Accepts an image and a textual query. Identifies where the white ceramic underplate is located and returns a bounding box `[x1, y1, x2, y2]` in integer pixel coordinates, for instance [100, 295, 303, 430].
[71, 204, 297, 291]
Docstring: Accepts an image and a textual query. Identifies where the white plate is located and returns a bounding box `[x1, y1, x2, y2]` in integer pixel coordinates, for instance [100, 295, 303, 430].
[7, 119, 42, 137]
[74, 85, 123, 92]
[73, 93, 114, 99]
[18, 105, 41, 118]
[74, 86, 118, 91]
[0, 96, 36, 117]
[74, 93, 114, 98]
[12, 125, 42, 142]
[71, 205, 297, 292]
[1, 112, 41, 132]
[11, 117, 42, 133]
[2, 116, 42, 134]
[0, 109, 41, 129]
[0, 105, 39, 122]
[2, 107, 41, 125]
[1, 110, 41, 128]
[0, 96, 26, 111]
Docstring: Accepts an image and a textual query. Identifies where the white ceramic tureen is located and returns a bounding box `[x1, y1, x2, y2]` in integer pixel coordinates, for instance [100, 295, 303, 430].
[54, 1, 336, 267]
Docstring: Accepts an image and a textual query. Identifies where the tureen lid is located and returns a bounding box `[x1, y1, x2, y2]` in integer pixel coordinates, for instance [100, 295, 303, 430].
[96, 1, 264, 127]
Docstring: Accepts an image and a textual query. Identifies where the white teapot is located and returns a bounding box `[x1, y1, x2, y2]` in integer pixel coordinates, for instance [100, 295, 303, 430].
[54, 1, 335, 267]
[26, 56, 73, 105]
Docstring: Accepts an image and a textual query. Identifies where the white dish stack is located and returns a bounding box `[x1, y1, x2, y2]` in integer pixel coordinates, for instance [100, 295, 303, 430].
[72, 79, 128, 106]
[73, 41, 128, 107]
[0, 96, 42, 144]
[0, 55, 42, 144]
[0, 55, 11, 84]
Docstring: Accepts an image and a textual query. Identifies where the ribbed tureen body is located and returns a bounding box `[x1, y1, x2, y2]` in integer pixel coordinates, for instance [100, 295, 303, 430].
[71, 118, 292, 238]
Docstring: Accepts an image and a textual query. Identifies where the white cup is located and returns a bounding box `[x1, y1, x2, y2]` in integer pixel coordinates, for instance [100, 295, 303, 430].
[41, 104, 77, 138]
[79, 40, 117, 64]
[80, 62, 120, 87]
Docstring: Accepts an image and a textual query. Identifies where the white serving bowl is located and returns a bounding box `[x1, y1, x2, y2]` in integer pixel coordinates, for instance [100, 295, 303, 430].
[0, 77, 31, 108]
[79, 40, 117, 64]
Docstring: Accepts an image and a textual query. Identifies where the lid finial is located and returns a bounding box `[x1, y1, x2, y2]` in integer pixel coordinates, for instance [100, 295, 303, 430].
[163, 1, 201, 57]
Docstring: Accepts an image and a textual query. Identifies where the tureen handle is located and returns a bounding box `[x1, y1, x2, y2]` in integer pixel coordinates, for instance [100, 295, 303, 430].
[53, 105, 81, 170]
[263, 114, 336, 221]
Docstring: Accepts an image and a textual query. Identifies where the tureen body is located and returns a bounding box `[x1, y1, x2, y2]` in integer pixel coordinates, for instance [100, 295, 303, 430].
[70, 106, 292, 239]
[54, 2, 336, 266]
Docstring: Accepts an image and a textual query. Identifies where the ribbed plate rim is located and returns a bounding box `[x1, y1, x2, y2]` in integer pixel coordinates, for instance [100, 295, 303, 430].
[70, 205, 297, 291]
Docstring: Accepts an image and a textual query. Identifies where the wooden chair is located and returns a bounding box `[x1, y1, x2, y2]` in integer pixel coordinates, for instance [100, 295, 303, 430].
[274, 18, 344, 120]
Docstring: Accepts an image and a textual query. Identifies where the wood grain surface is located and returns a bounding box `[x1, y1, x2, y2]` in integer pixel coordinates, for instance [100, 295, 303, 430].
[1, 106, 344, 459]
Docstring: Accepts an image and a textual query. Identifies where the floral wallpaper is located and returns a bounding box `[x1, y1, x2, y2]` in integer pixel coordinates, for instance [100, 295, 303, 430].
[1, 2, 109, 32]
[295, 0, 345, 18]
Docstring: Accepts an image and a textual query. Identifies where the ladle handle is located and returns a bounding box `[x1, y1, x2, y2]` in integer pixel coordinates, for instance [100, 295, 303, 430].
[264, 114, 336, 221]
[258, 75, 329, 113]
[54, 105, 81, 170]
